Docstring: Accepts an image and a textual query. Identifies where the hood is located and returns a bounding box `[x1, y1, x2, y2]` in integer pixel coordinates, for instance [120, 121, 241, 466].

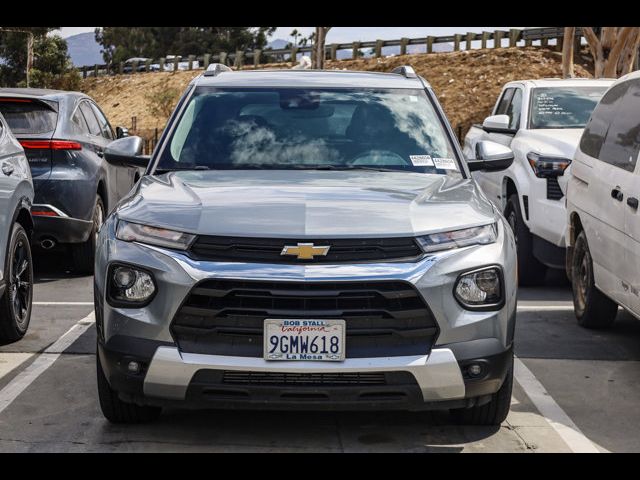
[517, 128, 584, 158]
[117, 170, 496, 238]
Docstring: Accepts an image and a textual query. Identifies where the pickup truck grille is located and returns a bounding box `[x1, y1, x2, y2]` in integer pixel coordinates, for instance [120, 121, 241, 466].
[171, 279, 439, 358]
[188, 236, 423, 264]
[546, 178, 564, 200]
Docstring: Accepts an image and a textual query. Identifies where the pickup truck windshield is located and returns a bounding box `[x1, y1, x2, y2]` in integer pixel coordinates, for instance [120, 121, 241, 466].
[156, 87, 462, 176]
[529, 87, 608, 129]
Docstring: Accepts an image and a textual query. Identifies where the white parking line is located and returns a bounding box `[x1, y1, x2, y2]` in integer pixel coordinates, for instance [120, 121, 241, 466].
[34, 302, 94, 306]
[0, 313, 95, 416]
[514, 356, 604, 453]
[517, 305, 575, 311]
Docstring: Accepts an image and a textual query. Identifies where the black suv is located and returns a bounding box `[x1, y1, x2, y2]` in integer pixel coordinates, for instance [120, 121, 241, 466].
[0, 88, 140, 273]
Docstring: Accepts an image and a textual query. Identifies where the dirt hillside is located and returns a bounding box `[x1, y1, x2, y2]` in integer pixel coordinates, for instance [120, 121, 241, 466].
[81, 47, 593, 142]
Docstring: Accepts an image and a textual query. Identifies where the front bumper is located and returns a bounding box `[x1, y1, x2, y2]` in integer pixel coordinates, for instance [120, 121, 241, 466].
[95, 214, 517, 410]
[98, 337, 513, 410]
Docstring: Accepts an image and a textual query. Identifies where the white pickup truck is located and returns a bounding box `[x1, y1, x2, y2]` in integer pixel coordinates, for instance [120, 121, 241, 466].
[464, 78, 613, 285]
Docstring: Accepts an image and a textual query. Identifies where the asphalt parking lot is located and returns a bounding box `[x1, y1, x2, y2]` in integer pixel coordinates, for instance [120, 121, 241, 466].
[0, 253, 638, 452]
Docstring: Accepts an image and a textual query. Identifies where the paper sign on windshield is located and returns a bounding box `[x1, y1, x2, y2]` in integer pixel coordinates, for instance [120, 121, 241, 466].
[410, 155, 434, 166]
[433, 157, 458, 170]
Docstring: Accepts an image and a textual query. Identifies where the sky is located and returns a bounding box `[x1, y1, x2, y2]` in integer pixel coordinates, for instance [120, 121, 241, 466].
[58, 27, 511, 43]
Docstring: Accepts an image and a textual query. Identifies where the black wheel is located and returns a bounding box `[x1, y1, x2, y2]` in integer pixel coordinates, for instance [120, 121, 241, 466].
[0, 223, 33, 343]
[571, 230, 618, 328]
[96, 346, 162, 424]
[72, 196, 104, 274]
[450, 353, 513, 426]
[504, 194, 547, 286]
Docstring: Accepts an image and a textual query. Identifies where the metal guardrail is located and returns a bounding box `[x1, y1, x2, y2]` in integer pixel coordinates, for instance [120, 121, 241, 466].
[79, 27, 585, 78]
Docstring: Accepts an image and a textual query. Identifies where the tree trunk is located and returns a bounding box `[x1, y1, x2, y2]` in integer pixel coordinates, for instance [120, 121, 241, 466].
[618, 29, 640, 76]
[562, 27, 576, 78]
[312, 27, 331, 69]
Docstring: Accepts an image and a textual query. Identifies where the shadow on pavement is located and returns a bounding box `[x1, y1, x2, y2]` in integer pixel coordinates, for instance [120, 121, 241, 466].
[96, 408, 498, 452]
[33, 247, 88, 283]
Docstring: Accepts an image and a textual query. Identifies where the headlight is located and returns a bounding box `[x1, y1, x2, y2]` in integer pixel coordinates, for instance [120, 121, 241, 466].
[116, 220, 195, 250]
[416, 223, 497, 253]
[107, 264, 156, 307]
[454, 266, 504, 310]
[526, 152, 571, 178]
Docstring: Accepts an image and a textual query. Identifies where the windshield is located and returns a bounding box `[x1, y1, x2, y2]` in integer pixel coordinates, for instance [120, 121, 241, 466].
[155, 87, 462, 176]
[529, 86, 608, 129]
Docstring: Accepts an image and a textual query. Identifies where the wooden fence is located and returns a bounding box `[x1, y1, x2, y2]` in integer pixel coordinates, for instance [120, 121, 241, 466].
[79, 27, 589, 78]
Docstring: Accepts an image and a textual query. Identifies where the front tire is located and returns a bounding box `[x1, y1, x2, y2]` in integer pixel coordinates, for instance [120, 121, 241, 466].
[450, 353, 513, 426]
[72, 196, 104, 275]
[96, 346, 162, 424]
[571, 230, 617, 328]
[0, 223, 33, 343]
[505, 194, 547, 286]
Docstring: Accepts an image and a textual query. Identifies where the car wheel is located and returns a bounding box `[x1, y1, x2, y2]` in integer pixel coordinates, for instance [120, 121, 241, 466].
[571, 230, 617, 328]
[0, 223, 33, 343]
[96, 345, 162, 424]
[505, 194, 547, 286]
[450, 352, 513, 426]
[72, 196, 104, 275]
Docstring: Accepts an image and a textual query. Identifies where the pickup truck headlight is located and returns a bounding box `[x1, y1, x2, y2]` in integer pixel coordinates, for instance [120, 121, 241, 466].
[527, 152, 571, 178]
[454, 266, 504, 310]
[416, 223, 497, 253]
[116, 220, 195, 250]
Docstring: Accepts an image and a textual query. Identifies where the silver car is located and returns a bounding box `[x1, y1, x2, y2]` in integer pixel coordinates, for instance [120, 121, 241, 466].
[95, 65, 518, 425]
[0, 112, 34, 343]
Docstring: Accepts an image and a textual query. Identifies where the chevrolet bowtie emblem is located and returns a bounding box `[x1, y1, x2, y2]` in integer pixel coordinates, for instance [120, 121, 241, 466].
[281, 243, 330, 260]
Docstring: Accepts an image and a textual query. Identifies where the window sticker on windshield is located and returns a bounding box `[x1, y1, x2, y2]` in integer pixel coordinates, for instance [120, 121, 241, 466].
[410, 155, 434, 166]
[433, 157, 458, 170]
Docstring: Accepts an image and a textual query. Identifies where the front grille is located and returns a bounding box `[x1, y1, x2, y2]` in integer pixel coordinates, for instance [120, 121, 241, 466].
[547, 178, 564, 200]
[188, 236, 423, 264]
[222, 371, 387, 386]
[171, 279, 439, 358]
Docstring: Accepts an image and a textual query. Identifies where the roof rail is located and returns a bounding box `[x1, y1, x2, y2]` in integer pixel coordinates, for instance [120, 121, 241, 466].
[204, 63, 232, 77]
[391, 65, 417, 79]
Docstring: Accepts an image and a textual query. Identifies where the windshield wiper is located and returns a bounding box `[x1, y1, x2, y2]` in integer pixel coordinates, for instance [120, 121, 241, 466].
[308, 165, 408, 172]
[155, 165, 211, 173]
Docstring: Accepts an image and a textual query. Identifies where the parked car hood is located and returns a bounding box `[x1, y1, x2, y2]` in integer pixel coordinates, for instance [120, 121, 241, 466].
[117, 170, 497, 238]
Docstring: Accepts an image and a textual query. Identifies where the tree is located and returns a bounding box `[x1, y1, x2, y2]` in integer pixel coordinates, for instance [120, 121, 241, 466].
[562, 27, 576, 78]
[311, 27, 331, 69]
[94, 27, 277, 65]
[0, 27, 55, 87]
[582, 27, 640, 78]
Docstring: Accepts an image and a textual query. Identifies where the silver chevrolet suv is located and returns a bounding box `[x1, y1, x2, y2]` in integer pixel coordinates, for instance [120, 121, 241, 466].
[95, 64, 518, 425]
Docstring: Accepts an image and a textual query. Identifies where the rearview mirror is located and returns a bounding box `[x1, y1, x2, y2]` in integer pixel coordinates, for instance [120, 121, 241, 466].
[482, 114, 514, 134]
[467, 140, 514, 172]
[116, 126, 129, 139]
[104, 136, 149, 168]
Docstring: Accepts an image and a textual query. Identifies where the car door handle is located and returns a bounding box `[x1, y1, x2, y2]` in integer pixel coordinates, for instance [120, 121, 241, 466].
[1, 163, 14, 176]
[611, 187, 624, 202]
[627, 197, 639, 210]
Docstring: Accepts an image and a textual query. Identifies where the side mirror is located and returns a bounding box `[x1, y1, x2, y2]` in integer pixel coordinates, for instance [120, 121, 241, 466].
[482, 114, 514, 134]
[467, 140, 514, 172]
[104, 136, 149, 168]
[116, 126, 129, 139]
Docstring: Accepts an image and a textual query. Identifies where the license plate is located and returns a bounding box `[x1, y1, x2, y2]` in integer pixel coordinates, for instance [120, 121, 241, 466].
[264, 319, 345, 361]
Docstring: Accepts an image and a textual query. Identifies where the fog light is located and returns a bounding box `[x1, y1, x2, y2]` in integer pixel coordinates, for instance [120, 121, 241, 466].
[108, 264, 156, 306]
[467, 364, 483, 377]
[113, 266, 136, 289]
[454, 267, 503, 309]
[127, 361, 141, 374]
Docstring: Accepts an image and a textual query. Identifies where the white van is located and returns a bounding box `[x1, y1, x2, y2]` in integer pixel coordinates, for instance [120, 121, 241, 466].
[566, 71, 640, 328]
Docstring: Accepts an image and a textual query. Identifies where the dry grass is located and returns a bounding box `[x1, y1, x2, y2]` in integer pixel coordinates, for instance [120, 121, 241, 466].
[81, 47, 594, 140]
